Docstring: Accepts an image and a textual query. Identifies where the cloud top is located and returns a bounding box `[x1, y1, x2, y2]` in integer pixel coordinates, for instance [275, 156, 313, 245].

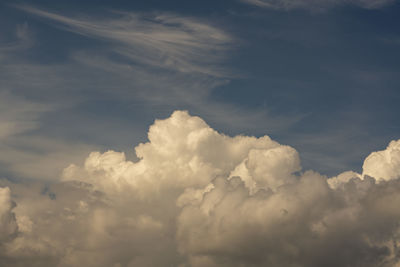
[363, 139, 400, 181]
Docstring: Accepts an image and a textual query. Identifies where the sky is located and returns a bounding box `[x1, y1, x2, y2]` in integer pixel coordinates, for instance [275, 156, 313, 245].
[1, 0, 400, 266]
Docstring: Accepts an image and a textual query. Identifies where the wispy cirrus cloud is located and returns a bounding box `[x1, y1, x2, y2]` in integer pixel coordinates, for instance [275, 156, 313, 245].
[15, 5, 234, 78]
[242, 0, 396, 11]
[0, 91, 97, 181]
[0, 22, 34, 60]
[0, 91, 48, 141]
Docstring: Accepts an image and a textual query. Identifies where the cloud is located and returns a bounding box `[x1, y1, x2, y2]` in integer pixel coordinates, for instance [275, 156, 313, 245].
[0, 136, 98, 181]
[0, 187, 17, 242]
[0, 91, 48, 141]
[61, 111, 282, 197]
[363, 139, 400, 181]
[0, 111, 399, 266]
[0, 91, 96, 181]
[15, 5, 233, 78]
[177, 174, 400, 267]
[0, 23, 34, 56]
[1, 6, 302, 183]
[242, 0, 396, 11]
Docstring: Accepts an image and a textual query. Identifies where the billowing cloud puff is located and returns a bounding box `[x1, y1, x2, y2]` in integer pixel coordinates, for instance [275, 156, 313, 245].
[178, 174, 400, 267]
[363, 140, 400, 181]
[62, 111, 281, 197]
[1, 111, 400, 266]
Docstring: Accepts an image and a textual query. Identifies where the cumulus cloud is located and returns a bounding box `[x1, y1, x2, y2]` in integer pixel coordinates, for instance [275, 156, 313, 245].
[62, 111, 281, 197]
[177, 173, 400, 267]
[0, 187, 17, 242]
[242, 0, 396, 11]
[0, 111, 400, 266]
[363, 140, 400, 181]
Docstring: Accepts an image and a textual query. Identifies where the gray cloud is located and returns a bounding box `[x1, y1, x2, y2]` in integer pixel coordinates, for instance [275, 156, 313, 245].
[242, 0, 396, 11]
[177, 175, 400, 267]
[0, 111, 399, 266]
[0, 187, 17, 243]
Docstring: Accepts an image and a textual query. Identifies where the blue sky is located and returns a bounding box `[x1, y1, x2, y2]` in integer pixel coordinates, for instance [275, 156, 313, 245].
[1, 0, 400, 180]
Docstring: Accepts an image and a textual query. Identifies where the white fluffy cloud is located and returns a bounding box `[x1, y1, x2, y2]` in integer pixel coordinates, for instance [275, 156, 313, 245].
[242, 0, 395, 10]
[363, 140, 400, 181]
[62, 111, 281, 197]
[1, 111, 400, 266]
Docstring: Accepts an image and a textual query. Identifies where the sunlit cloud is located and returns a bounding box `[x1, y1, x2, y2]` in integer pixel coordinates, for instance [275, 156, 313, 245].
[0, 111, 399, 266]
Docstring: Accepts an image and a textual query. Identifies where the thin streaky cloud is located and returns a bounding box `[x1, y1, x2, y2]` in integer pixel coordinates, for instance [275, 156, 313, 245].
[0, 23, 33, 54]
[242, 0, 396, 10]
[0, 91, 49, 141]
[14, 5, 234, 78]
